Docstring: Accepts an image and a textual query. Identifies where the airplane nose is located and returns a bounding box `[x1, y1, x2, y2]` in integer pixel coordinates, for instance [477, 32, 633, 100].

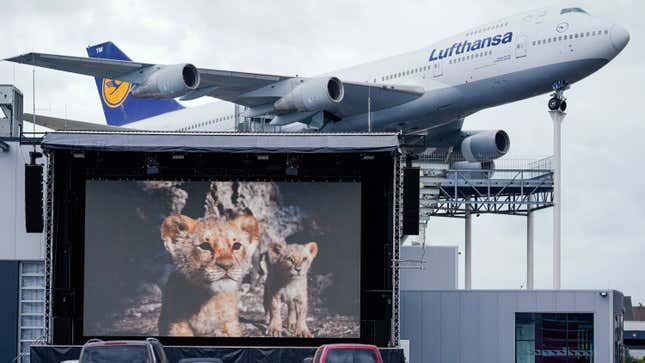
[610, 24, 630, 52]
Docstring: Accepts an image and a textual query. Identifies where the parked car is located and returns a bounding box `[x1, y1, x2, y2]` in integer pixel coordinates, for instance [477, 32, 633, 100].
[306, 344, 383, 363]
[73, 337, 168, 363]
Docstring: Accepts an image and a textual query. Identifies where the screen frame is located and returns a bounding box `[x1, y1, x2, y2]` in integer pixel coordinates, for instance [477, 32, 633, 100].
[48, 150, 396, 347]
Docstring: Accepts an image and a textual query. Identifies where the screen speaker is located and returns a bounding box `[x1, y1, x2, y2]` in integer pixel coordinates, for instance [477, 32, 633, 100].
[25, 164, 44, 233]
[402, 167, 420, 235]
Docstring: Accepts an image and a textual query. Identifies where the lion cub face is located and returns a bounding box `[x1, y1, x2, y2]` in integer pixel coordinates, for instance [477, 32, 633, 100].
[161, 214, 260, 293]
[268, 242, 318, 277]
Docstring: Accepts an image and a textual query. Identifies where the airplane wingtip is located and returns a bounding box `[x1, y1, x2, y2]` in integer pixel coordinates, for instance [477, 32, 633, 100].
[3, 53, 35, 64]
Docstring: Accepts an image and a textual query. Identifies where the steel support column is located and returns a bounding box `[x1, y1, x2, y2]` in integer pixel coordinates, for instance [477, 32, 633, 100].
[527, 194, 534, 290]
[549, 110, 566, 289]
[465, 197, 472, 290]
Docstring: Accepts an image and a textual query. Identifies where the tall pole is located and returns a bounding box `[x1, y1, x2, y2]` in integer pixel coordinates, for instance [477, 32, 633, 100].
[32, 65, 36, 136]
[549, 110, 566, 289]
[367, 86, 372, 132]
[527, 194, 534, 290]
[465, 197, 472, 290]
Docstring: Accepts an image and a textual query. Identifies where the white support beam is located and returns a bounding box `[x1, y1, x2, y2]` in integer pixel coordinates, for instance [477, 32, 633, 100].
[549, 110, 566, 290]
[527, 194, 534, 290]
[465, 198, 472, 290]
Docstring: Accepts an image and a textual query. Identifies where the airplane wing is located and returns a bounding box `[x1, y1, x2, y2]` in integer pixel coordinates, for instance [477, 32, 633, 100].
[5, 52, 290, 106]
[196, 69, 423, 111]
[23, 113, 129, 131]
[6, 52, 148, 79]
[6, 52, 423, 121]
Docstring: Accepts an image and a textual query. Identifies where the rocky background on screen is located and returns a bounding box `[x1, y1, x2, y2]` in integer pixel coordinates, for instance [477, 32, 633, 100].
[83, 181, 361, 338]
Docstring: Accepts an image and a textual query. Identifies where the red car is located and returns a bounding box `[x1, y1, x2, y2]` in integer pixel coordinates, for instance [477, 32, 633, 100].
[307, 344, 383, 363]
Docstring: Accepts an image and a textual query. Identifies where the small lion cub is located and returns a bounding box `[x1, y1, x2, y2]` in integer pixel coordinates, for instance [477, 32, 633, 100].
[264, 241, 318, 337]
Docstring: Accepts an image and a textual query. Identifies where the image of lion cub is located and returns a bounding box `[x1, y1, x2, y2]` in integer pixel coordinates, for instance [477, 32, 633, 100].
[264, 241, 318, 337]
[158, 214, 260, 337]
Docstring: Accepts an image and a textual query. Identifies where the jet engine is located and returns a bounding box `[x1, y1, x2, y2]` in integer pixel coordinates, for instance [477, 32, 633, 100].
[449, 160, 496, 179]
[460, 130, 510, 162]
[131, 64, 200, 98]
[274, 77, 344, 113]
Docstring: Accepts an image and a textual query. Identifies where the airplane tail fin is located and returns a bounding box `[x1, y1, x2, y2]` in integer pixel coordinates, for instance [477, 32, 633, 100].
[86, 41, 183, 126]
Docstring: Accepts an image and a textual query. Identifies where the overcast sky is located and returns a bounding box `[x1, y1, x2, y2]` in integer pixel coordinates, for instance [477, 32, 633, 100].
[1, 0, 643, 301]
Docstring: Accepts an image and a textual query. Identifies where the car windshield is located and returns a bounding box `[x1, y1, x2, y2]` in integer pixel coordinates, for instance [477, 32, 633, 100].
[81, 345, 149, 363]
[560, 7, 588, 15]
[326, 350, 353, 363]
[354, 350, 378, 363]
[325, 349, 378, 363]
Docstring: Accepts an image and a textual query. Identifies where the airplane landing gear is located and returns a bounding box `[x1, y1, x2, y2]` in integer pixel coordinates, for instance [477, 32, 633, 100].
[548, 80, 569, 112]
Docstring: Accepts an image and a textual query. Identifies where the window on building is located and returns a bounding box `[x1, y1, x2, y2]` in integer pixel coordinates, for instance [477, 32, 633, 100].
[516, 313, 594, 363]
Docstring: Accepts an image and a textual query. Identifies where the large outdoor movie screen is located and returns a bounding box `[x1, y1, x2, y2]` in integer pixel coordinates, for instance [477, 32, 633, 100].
[83, 180, 361, 338]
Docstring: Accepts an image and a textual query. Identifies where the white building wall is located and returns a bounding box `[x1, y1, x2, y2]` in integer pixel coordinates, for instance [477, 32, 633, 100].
[0, 141, 44, 260]
[400, 245, 458, 291]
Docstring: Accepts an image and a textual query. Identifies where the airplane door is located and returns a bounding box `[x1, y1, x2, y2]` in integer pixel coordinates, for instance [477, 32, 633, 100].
[432, 61, 443, 77]
[515, 35, 528, 58]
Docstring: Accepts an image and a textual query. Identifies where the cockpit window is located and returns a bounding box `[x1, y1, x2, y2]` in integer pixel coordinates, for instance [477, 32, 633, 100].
[561, 7, 588, 15]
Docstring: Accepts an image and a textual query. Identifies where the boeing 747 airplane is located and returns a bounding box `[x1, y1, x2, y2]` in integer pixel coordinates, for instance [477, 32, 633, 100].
[6, 5, 629, 165]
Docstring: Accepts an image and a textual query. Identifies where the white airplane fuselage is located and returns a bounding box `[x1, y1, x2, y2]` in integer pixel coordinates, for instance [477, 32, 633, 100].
[126, 5, 629, 135]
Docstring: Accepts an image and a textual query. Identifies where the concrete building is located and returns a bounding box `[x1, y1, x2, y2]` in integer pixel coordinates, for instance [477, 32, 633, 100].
[0, 86, 46, 363]
[401, 290, 625, 363]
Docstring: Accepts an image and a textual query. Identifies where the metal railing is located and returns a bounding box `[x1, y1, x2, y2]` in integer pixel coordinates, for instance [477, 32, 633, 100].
[416, 156, 555, 218]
